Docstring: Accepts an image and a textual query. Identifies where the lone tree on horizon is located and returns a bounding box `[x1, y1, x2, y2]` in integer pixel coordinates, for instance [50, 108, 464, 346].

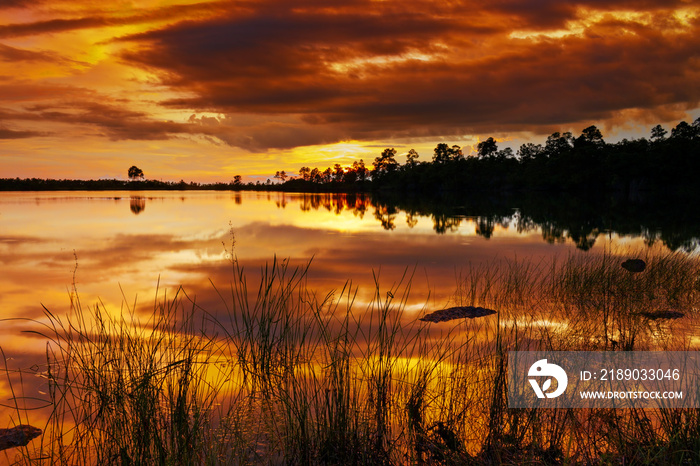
[128, 166, 144, 181]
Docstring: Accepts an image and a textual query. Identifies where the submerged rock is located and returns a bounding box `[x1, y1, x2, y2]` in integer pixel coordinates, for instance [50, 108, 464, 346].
[420, 306, 497, 323]
[638, 310, 685, 320]
[0, 425, 42, 452]
[621, 258, 646, 273]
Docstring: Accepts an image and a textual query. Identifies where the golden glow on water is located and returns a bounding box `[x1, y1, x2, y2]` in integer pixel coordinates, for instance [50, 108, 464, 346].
[500, 318, 568, 331]
[0, 191, 683, 347]
[2, 190, 699, 459]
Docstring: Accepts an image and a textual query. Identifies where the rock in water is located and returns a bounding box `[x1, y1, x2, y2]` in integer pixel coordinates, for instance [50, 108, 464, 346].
[0, 425, 42, 451]
[638, 310, 685, 320]
[621, 259, 646, 273]
[420, 306, 497, 323]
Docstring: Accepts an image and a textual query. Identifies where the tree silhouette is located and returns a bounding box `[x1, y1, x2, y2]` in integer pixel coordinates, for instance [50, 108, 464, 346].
[310, 168, 321, 183]
[650, 125, 667, 141]
[322, 167, 332, 183]
[128, 166, 144, 181]
[274, 171, 288, 183]
[235, 117, 700, 206]
[373, 148, 399, 178]
[432, 143, 462, 163]
[575, 125, 605, 148]
[477, 138, 498, 158]
[671, 121, 697, 139]
[545, 132, 573, 156]
[496, 147, 514, 160]
[518, 143, 544, 160]
[432, 143, 451, 163]
[406, 149, 420, 167]
[354, 160, 369, 181]
[343, 168, 357, 184]
[333, 163, 344, 182]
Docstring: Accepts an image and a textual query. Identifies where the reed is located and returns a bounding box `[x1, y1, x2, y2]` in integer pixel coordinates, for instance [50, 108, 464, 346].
[3, 247, 700, 464]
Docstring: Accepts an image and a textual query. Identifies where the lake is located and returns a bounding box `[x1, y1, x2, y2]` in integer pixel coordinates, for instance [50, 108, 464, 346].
[0, 190, 687, 362]
[1, 190, 698, 462]
[0, 190, 636, 342]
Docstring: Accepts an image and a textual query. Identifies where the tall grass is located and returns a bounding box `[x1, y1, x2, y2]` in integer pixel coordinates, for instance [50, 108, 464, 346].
[8, 285, 231, 465]
[4, 247, 700, 464]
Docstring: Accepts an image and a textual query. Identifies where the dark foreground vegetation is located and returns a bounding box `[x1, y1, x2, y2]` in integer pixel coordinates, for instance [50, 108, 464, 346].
[4, 248, 700, 464]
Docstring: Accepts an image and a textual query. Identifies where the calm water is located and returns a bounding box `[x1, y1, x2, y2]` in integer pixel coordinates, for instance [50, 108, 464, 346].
[0, 190, 661, 347]
[0, 190, 672, 419]
[2, 189, 699, 462]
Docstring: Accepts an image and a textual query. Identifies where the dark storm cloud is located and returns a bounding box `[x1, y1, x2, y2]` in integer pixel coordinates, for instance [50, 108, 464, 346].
[0, 126, 44, 139]
[4, 0, 698, 149]
[320, 31, 700, 137]
[110, 0, 700, 148]
[0, 98, 193, 141]
[0, 43, 86, 69]
[36, 101, 188, 140]
[0, 44, 56, 62]
[0, 17, 111, 38]
[0, 0, 38, 9]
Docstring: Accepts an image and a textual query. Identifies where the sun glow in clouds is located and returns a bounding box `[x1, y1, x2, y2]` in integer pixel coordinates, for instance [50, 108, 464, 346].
[328, 51, 438, 75]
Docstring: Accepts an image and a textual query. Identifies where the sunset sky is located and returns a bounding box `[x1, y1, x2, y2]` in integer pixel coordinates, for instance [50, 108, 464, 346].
[0, 0, 698, 182]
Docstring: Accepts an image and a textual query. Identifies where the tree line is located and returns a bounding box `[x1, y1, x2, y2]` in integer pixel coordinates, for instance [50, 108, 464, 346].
[2, 118, 698, 196]
[277, 118, 700, 199]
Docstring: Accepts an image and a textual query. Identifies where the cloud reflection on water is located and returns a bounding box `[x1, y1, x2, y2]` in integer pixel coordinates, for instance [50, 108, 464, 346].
[0, 190, 690, 433]
[0, 190, 655, 340]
